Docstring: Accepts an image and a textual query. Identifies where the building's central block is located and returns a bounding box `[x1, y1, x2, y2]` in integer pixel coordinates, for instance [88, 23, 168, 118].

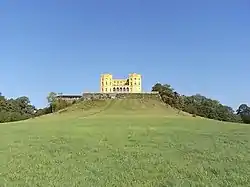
[100, 73, 142, 93]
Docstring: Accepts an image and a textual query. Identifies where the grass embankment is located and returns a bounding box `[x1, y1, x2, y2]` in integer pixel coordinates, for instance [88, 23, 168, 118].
[0, 98, 249, 186]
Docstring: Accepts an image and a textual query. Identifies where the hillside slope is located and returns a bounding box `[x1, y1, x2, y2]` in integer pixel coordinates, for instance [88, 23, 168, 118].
[56, 95, 190, 118]
[1, 99, 249, 186]
[1, 95, 249, 186]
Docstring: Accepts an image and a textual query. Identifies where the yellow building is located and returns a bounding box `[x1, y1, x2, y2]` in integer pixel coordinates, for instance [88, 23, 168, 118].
[100, 73, 142, 93]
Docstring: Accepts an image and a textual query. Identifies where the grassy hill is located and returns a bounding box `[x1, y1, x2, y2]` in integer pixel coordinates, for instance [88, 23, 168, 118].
[56, 94, 190, 118]
[0, 96, 250, 186]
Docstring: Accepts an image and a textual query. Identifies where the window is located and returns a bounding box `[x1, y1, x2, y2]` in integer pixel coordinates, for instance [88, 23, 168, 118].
[106, 82, 107, 85]
[134, 82, 136, 85]
[110, 88, 111, 92]
[105, 88, 107, 92]
[134, 78, 136, 80]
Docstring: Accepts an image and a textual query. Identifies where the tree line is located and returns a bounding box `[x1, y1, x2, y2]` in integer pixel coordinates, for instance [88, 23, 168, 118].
[0, 91, 72, 123]
[0, 83, 249, 124]
[0, 92, 37, 123]
[152, 83, 250, 124]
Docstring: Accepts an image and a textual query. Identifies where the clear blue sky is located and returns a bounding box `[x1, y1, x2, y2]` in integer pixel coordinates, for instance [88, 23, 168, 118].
[0, 0, 249, 109]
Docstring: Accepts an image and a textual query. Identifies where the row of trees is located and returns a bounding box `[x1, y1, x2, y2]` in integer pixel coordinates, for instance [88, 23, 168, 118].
[152, 83, 250, 124]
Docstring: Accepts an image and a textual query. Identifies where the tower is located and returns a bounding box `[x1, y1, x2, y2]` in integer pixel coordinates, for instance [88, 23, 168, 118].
[128, 73, 142, 93]
[100, 74, 113, 93]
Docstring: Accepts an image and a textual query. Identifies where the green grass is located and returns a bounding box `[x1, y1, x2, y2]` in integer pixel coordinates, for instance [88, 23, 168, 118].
[0, 98, 250, 186]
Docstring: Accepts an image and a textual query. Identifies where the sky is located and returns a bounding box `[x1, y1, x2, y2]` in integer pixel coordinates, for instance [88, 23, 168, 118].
[0, 0, 249, 109]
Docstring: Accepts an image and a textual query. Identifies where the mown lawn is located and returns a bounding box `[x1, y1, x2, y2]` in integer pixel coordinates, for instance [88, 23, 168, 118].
[0, 115, 250, 186]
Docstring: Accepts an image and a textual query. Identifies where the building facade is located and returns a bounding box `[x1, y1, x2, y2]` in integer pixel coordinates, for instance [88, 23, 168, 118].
[100, 73, 142, 93]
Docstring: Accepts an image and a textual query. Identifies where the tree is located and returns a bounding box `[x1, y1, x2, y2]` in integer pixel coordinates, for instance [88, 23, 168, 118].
[152, 83, 187, 110]
[47, 92, 57, 104]
[47, 92, 57, 112]
[237, 104, 250, 124]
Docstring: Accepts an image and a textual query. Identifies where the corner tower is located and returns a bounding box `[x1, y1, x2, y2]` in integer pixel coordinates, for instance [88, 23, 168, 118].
[100, 73, 113, 93]
[129, 73, 142, 93]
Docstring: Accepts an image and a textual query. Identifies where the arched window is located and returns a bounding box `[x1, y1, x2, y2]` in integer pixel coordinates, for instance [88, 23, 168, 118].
[120, 87, 122, 92]
[117, 87, 119, 92]
[127, 87, 129, 92]
[113, 87, 116, 92]
[123, 87, 126, 92]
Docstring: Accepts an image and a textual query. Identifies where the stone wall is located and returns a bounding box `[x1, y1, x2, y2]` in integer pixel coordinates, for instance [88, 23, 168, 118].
[81, 92, 160, 101]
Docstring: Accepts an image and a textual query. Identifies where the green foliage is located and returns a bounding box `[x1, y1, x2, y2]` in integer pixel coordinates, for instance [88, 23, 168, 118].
[34, 107, 52, 117]
[47, 92, 57, 104]
[53, 99, 72, 112]
[237, 104, 250, 124]
[152, 83, 245, 123]
[47, 92, 57, 112]
[45, 92, 75, 113]
[0, 91, 76, 123]
[0, 94, 36, 123]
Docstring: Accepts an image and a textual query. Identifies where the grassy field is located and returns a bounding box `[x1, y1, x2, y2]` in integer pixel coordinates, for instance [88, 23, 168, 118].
[0, 98, 250, 186]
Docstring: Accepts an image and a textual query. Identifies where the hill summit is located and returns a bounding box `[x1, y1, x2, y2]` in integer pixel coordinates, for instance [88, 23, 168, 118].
[56, 93, 189, 118]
